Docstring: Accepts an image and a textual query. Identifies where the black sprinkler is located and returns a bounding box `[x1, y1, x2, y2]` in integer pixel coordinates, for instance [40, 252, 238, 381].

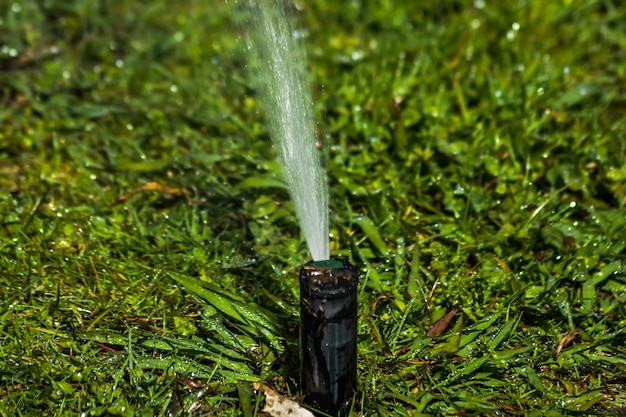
[299, 259, 358, 416]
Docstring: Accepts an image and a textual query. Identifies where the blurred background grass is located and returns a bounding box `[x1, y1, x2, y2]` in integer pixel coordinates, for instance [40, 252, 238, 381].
[1, 0, 625, 416]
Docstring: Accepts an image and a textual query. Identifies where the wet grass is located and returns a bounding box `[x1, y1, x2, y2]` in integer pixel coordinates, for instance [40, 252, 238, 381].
[1, 0, 625, 416]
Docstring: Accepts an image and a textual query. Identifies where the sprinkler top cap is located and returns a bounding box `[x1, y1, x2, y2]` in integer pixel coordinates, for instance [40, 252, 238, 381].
[310, 259, 344, 269]
[300, 259, 358, 299]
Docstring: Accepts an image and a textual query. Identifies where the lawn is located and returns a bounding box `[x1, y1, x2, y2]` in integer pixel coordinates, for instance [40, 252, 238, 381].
[1, 0, 625, 416]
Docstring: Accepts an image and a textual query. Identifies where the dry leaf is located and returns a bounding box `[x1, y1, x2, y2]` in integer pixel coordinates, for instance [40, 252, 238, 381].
[116, 181, 184, 203]
[426, 305, 460, 337]
[554, 329, 581, 358]
[253, 383, 315, 417]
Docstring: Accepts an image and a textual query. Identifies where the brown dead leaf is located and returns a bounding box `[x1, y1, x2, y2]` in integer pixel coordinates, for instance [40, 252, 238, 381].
[427, 277, 440, 306]
[554, 329, 581, 359]
[426, 305, 460, 337]
[252, 383, 315, 417]
[116, 181, 185, 203]
[179, 376, 203, 389]
[371, 292, 393, 310]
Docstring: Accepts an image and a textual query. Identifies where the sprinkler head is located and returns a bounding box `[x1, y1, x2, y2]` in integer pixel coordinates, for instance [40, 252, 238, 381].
[299, 259, 358, 416]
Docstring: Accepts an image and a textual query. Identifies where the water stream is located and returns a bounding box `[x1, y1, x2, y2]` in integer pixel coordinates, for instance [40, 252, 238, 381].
[235, 0, 329, 261]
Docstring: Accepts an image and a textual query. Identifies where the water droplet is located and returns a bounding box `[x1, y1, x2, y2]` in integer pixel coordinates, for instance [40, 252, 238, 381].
[506, 30, 515, 41]
[351, 50, 364, 61]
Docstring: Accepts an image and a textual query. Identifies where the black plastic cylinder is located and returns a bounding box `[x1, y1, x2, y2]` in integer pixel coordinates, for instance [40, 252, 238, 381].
[300, 259, 358, 416]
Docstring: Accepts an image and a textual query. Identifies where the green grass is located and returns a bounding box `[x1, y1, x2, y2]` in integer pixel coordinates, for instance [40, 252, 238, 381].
[1, 0, 625, 416]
